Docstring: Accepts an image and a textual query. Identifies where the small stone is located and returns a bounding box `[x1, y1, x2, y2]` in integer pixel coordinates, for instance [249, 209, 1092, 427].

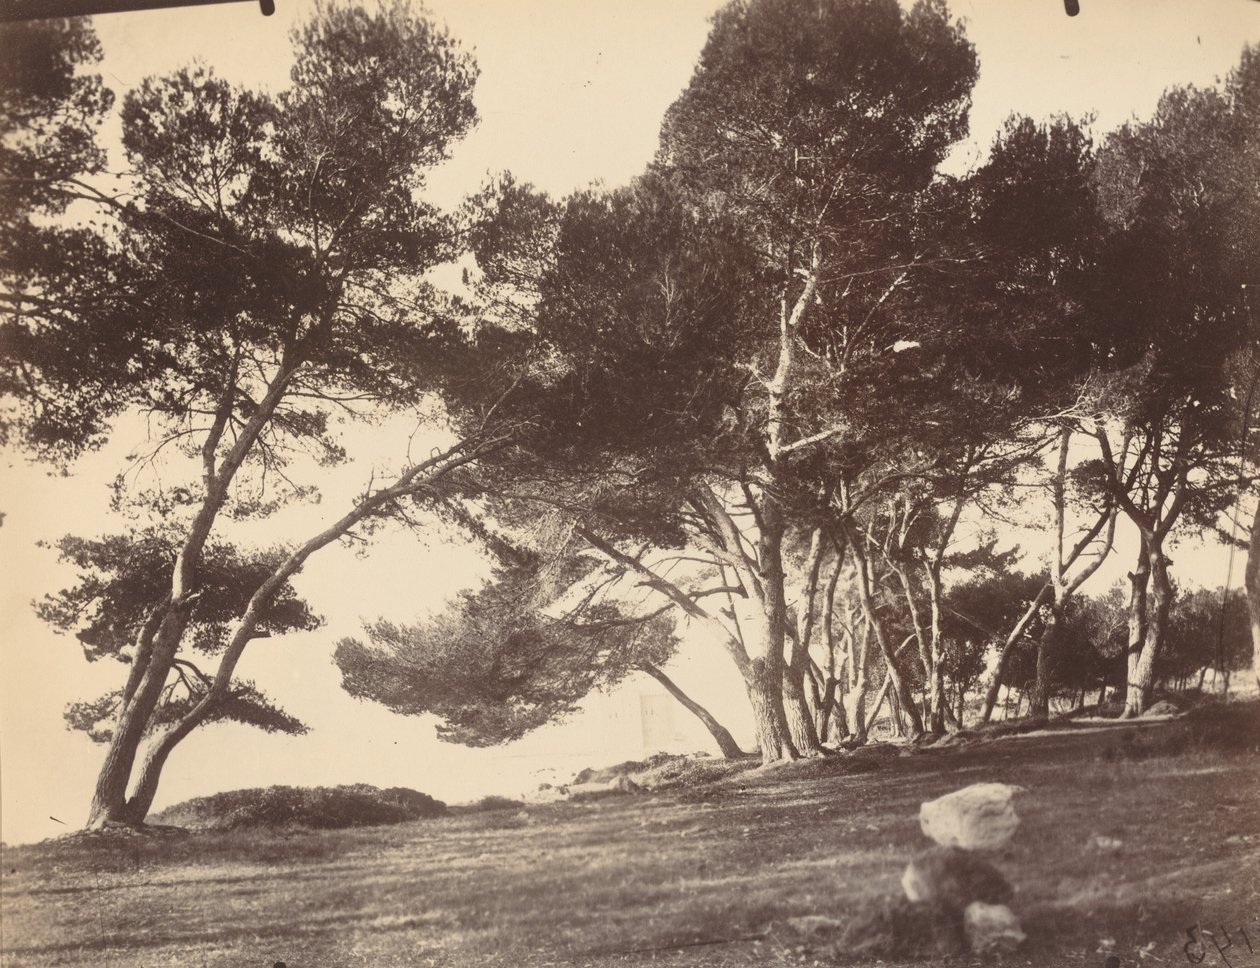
[1088, 834, 1123, 851]
[963, 901, 1025, 953]
[901, 846, 1013, 909]
[1143, 700, 1180, 717]
[920, 782, 1025, 850]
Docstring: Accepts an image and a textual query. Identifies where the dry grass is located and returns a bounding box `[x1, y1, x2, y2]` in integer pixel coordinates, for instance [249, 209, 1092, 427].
[3, 703, 1258, 967]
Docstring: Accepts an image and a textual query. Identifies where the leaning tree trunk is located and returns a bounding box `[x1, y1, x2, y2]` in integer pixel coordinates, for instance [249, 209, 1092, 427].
[86, 607, 191, 827]
[641, 663, 744, 759]
[981, 582, 1053, 723]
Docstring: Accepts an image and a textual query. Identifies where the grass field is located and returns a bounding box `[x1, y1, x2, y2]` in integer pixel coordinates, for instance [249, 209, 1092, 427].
[3, 705, 1258, 967]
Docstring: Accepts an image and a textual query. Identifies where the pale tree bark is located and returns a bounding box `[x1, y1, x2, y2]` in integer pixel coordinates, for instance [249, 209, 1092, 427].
[981, 443, 1121, 724]
[640, 663, 744, 759]
[1245, 499, 1260, 692]
[814, 559, 846, 742]
[782, 527, 831, 755]
[690, 485, 800, 761]
[843, 621, 873, 744]
[981, 583, 1052, 723]
[1028, 426, 1119, 720]
[1124, 536, 1173, 717]
[879, 465, 969, 736]
[1091, 421, 1189, 719]
[845, 518, 925, 737]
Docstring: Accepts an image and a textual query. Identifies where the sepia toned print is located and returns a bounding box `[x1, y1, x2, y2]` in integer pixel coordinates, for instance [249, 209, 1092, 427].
[1, 1, 1258, 965]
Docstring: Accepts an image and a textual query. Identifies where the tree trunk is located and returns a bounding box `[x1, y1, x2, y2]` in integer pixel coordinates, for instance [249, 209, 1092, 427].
[783, 667, 823, 755]
[981, 582, 1053, 723]
[842, 622, 871, 743]
[1027, 598, 1062, 721]
[1121, 535, 1152, 718]
[847, 528, 924, 738]
[86, 608, 189, 827]
[862, 672, 893, 739]
[1124, 539, 1170, 717]
[746, 658, 797, 761]
[924, 568, 948, 735]
[816, 676, 840, 742]
[641, 664, 743, 759]
[1246, 499, 1260, 692]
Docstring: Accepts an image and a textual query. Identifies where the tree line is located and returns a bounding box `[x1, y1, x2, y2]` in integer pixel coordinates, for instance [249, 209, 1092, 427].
[1, 0, 1257, 828]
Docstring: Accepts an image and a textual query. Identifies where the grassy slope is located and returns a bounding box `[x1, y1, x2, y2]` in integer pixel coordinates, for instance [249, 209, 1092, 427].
[3, 711, 1258, 968]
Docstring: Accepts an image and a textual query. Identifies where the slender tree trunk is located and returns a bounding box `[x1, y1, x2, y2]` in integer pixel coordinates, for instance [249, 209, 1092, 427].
[816, 676, 839, 741]
[864, 671, 893, 738]
[1121, 535, 1152, 718]
[1028, 599, 1062, 720]
[784, 529, 830, 755]
[1246, 499, 1260, 692]
[981, 583, 1053, 723]
[843, 642, 869, 744]
[923, 565, 949, 735]
[641, 664, 743, 759]
[1124, 539, 1170, 717]
[847, 528, 924, 737]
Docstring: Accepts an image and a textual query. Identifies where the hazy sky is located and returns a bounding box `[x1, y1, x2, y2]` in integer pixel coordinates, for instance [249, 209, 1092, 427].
[2, 0, 1258, 846]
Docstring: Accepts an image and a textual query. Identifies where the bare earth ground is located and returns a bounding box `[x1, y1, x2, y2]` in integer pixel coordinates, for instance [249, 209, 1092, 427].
[2, 708, 1258, 968]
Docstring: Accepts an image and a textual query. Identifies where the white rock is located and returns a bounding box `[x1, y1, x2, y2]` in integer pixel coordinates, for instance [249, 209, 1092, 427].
[522, 784, 569, 804]
[919, 783, 1026, 850]
[963, 901, 1026, 953]
[1088, 834, 1123, 851]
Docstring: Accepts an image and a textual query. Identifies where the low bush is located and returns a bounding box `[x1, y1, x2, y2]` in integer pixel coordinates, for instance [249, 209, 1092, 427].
[150, 783, 446, 830]
[454, 795, 525, 813]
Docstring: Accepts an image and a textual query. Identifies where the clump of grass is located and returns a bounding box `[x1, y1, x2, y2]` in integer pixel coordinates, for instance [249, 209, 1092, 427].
[150, 783, 446, 831]
[1173, 698, 1260, 754]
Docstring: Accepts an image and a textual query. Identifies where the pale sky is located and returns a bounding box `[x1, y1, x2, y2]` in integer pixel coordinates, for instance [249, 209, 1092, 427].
[2, 0, 1258, 846]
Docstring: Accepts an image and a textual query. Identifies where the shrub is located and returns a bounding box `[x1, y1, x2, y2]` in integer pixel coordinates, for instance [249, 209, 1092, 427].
[151, 784, 446, 830]
[456, 795, 525, 813]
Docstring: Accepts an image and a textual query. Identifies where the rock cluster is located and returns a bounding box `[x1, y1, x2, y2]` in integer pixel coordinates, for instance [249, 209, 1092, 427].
[903, 782, 1027, 954]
